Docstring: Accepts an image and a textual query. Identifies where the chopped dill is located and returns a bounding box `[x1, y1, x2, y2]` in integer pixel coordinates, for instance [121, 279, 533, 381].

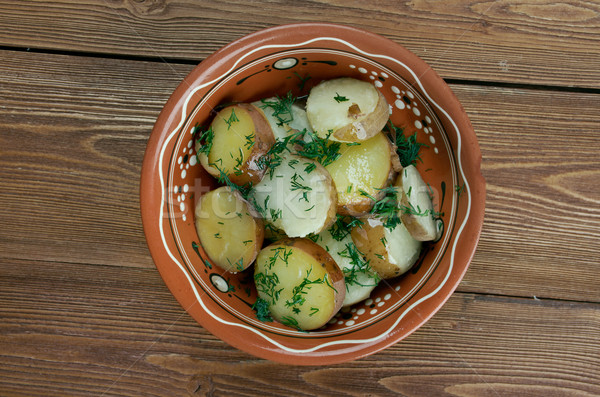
[371, 186, 401, 230]
[333, 92, 349, 103]
[290, 172, 311, 202]
[252, 297, 273, 322]
[339, 243, 380, 288]
[385, 121, 428, 167]
[194, 124, 214, 156]
[294, 129, 341, 167]
[224, 108, 239, 130]
[259, 92, 296, 126]
[304, 161, 316, 174]
[329, 215, 364, 241]
[285, 268, 335, 309]
[244, 133, 255, 150]
[254, 272, 282, 305]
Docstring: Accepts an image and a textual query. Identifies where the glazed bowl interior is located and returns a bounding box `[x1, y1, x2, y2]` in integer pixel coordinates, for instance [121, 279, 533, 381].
[141, 23, 485, 365]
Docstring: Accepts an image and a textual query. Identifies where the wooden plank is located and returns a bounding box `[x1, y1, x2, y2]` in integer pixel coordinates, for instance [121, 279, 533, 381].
[0, 258, 598, 396]
[0, 49, 598, 302]
[0, 1, 599, 88]
[457, 84, 600, 302]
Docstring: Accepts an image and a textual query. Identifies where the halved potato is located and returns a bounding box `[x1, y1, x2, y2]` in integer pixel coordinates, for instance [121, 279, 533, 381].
[252, 98, 294, 141]
[325, 132, 396, 216]
[250, 153, 337, 237]
[351, 218, 421, 279]
[306, 77, 389, 142]
[254, 238, 345, 331]
[196, 103, 275, 186]
[194, 186, 264, 273]
[396, 165, 440, 241]
[314, 227, 380, 307]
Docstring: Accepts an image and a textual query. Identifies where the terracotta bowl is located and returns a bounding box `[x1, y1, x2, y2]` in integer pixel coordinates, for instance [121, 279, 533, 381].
[140, 23, 485, 365]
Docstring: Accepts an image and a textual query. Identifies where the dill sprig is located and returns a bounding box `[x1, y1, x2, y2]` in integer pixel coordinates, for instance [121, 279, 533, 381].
[285, 267, 336, 311]
[224, 108, 239, 129]
[370, 186, 401, 230]
[339, 243, 380, 288]
[194, 124, 214, 156]
[333, 92, 349, 103]
[211, 163, 253, 200]
[293, 72, 311, 91]
[254, 272, 283, 305]
[244, 133, 255, 150]
[329, 215, 364, 241]
[294, 129, 341, 167]
[290, 172, 311, 202]
[385, 121, 428, 167]
[256, 130, 303, 175]
[260, 92, 296, 126]
[251, 297, 273, 322]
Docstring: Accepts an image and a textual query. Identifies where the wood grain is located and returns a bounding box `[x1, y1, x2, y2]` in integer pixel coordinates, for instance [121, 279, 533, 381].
[1, 258, 598, 396]
[1, 49, 598, 303]
[0, 0, 599, 88]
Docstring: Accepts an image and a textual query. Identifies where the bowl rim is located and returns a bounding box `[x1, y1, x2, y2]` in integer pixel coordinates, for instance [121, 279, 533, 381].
[140, 22, 486, 365]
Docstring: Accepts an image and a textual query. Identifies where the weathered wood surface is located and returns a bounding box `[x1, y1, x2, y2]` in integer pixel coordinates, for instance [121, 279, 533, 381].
[1, 1, 599, 395]
[1, 258, 598, 396]
[0, 0, 599, 88]
[1, 50, 598, 303]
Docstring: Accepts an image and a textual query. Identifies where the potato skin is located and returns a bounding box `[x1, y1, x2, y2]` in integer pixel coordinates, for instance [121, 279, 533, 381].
[197, 103, 275, 186]
[398, 190, 433, 241]
[281, 238, 346, 295]
[350, 220, 399, 279]
[394, 167, 438, 241]
[333, 90, 389, 142]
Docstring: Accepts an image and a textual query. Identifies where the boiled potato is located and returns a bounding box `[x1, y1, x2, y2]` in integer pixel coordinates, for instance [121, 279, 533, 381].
[254, 238, 345, 331]
[325, 132, 396, 216]
[306, 77, 389, 142]
[287, 103, 314, 135]
[252, 97, 294, 141]
[196, 104, 275, 186]
[250, 153, 337, 238]
[194, 186, 264, 273]
[396, 165, 440, 241]
[314, 227, 380, 307]
[351, 218, 421, 279]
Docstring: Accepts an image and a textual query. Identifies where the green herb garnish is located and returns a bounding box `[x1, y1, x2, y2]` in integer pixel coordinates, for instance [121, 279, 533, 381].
[333, 92, 349, 103]
[339, 243, 380, 288]
[224, 108, 239, 129]
[194, 125, 214, 157]
[386, 121, 428, 166]
[252, 297, 273, 322]
[260, 92, 296, 126]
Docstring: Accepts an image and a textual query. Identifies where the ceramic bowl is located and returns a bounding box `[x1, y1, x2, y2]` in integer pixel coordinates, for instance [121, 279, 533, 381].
[140, 23, 485, 365]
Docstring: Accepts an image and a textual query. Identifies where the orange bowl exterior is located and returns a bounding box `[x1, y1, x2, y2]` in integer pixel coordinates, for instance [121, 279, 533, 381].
[140, 23, 485, 365]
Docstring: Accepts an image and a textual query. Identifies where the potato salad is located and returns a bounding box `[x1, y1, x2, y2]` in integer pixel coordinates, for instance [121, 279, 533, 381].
[193, 77, 441, 331]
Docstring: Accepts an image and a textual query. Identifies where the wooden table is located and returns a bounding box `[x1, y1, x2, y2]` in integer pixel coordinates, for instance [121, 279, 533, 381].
[1, 1, 598, 395]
